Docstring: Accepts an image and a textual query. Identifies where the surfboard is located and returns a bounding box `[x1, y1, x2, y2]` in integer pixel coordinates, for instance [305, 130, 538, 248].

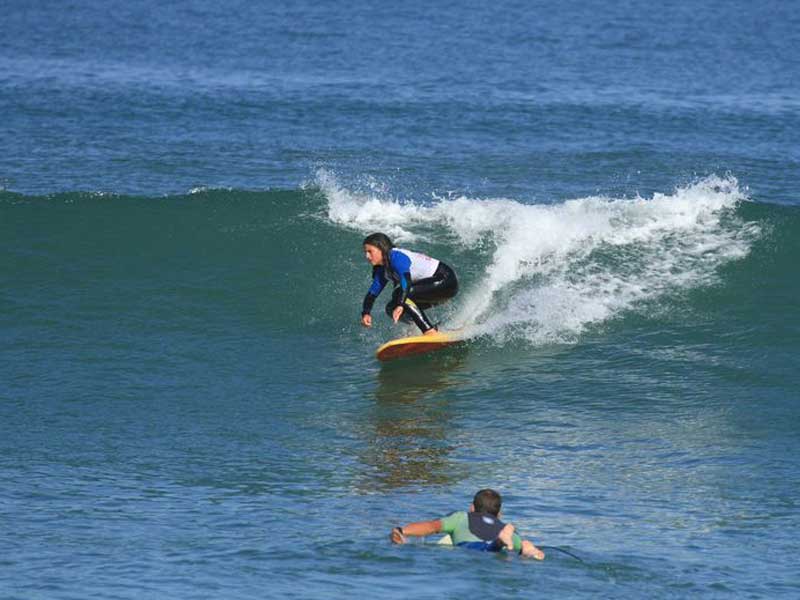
[375, 330, 462, 361]
[437, 534, 454, 545]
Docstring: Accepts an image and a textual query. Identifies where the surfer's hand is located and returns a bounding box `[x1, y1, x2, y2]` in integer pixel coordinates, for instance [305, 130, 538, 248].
[392, 306, 404, 323]
[361, 314, 372, 327]
[390, 527, 406, 544]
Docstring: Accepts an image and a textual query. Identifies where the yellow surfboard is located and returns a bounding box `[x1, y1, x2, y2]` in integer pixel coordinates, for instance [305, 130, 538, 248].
[375, 330, 462, 361]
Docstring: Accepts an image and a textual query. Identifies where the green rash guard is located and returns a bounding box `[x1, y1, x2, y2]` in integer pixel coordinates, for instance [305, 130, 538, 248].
[440, 511, 523, 552]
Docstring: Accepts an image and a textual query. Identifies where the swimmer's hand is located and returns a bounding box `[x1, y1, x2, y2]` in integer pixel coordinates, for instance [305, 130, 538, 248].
[521, 540, 545, 560]
[390, 527, 406, 544]
[361, 314, 372, 328]
[392, 306, 404, 323]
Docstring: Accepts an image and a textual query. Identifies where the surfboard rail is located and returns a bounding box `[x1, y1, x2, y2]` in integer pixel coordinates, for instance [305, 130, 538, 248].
[375, 331, 461, 361]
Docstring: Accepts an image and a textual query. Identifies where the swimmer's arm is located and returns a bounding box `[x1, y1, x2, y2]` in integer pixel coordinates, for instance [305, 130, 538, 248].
[390, 519, 442, 544]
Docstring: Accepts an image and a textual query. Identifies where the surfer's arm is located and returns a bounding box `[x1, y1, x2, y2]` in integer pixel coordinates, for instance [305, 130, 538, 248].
[362, 267, 387, 316]
[390, 271, 413, 323]
[389, 252, 414, 307]
[390, 519, 442, 544]
[362, 292, 377, 317]
[398, 272, 413, 306]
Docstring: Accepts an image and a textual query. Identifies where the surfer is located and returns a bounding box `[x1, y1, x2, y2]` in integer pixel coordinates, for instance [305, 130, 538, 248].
[389, 488, 545, 559]
[361, 233, 458, 336]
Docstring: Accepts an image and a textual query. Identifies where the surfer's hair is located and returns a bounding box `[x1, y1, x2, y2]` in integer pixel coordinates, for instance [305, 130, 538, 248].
[473, 489, 502, 516]
[363, 232, 394, 264]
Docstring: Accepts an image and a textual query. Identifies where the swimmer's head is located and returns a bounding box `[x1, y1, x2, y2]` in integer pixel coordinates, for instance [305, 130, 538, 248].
[363, 232, 394, 266]
[471, 489, 502, 516]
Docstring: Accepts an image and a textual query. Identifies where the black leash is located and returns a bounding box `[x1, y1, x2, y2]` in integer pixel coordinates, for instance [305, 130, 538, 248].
[538, 545, 584, 562]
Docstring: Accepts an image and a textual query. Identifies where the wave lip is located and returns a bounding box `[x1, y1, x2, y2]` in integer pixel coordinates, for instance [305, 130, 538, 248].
[320, 171, 759, 345]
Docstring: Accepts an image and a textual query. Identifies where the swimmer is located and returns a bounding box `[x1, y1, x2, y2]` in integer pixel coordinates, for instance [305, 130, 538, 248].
[361, 232, 458, 336]
[389, 488, 545, 559]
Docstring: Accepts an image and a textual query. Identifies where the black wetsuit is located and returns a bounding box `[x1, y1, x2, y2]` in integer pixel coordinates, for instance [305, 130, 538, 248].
[361, 248, 459, 333]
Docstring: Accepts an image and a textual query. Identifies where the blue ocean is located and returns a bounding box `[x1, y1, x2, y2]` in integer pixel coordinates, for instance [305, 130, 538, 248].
[2, 1, 799, 597]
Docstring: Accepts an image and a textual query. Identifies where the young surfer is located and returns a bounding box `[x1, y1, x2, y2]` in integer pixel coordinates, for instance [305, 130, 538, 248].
[361, 233, 458, 336]
[389, 488, 545, 559]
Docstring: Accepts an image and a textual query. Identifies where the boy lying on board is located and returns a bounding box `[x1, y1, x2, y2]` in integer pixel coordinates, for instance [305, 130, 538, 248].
[390, 488, 545, 560]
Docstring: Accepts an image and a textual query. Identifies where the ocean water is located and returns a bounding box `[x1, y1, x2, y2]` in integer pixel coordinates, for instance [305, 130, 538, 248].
[1, 1, 799, 598]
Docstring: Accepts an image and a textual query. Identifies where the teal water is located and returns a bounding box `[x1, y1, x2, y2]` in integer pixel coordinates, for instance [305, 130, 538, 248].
[2, 185, 799, 597]
[2, 0, 800, 597]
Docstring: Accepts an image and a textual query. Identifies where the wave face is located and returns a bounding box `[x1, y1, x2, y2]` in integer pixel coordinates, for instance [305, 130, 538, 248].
[1, 175, 796, 352]
[2, 176, 800, 600]
[321, 171, 763, 344]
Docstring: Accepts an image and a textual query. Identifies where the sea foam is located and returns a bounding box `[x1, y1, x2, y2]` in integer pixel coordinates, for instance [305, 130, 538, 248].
[319, 170, 760, 345]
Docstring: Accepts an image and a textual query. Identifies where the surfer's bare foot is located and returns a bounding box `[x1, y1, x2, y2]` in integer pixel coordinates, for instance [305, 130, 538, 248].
[423, 328, 439, 336]
[497, 523, 515, 551]
[521, 540, 545, 560]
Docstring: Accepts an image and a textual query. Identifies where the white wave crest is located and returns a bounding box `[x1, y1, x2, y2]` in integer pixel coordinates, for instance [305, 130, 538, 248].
[318, 170, 759, 345]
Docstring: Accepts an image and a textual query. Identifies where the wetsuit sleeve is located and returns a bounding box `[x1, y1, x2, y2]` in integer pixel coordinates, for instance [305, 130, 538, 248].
[389, 251, 413, 305]
[362, 266, 386, 315]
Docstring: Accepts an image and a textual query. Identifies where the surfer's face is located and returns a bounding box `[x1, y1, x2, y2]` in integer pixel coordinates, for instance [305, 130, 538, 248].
[364, 244, 384, 266]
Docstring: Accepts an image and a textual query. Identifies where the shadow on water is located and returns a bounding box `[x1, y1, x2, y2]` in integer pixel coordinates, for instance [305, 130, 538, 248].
[355, 347, 470, 492]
